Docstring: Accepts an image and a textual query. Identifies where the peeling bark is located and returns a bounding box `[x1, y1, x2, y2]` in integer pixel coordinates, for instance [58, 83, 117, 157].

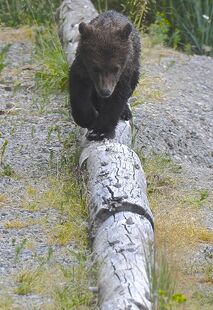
[56, 1, 154, 309]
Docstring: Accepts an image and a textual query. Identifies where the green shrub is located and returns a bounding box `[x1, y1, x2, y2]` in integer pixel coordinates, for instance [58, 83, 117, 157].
[149, 12, 170, 46]
[0, 0, 61, 26]
[156, 0, 213, 55]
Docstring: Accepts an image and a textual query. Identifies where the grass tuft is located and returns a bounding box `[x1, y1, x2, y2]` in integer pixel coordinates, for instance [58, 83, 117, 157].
[34, 27, 69, 95]
[15, 269, 44, 295]
[0, 296, 14, 310]
[0, 44, 10, 72]
[43, 175, 89, 247]
[53, 257, 96, 309]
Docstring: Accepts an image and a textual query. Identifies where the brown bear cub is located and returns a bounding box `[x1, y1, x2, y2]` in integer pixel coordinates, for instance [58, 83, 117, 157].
[69, 10, 141, 141]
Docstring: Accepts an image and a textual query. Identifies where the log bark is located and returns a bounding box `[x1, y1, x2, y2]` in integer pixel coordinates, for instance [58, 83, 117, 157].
[56, 1, 154, 309]
[56, 0, 97, 65]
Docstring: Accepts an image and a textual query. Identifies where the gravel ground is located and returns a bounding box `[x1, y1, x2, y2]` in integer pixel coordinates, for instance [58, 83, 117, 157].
[134, 50, 213, 202]
[0, 39, 77, 309]
[134, 49, 213, 306]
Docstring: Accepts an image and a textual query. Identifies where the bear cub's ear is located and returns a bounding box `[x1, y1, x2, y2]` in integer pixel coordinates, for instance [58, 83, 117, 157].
[117, 23, 132, 40]
[79, 22, 93, 38]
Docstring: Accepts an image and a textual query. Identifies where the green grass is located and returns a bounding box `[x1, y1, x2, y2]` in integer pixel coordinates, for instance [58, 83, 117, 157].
[0, 164, 15, 177]
[43, 173, 88, 247]
[181, 190, 209, 208]
[0, 0, 61, 27]
[149, 251, 187, 310]
[53, 255, 96, 309]
[34, 27, 69, 95]
[138, 153, 181, 195]
[0, 44, 10, 72]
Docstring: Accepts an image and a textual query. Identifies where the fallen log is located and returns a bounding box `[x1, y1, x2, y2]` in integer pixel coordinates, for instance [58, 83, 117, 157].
[56, 1, 154, 309]
[56, 0, 97, 66]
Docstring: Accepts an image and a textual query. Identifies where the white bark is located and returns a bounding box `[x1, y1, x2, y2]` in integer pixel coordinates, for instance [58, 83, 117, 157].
[94, 212, 153, 310]
[55, 0, 97, 65]
[80, 141, 154, 237]
[56, 1, 154, 309]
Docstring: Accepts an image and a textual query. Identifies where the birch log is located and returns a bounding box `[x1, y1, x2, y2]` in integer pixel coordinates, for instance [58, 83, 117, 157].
[56, 1, 154, 309]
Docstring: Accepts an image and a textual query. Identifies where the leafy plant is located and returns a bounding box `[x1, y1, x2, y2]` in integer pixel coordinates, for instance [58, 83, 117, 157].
[149, 12, 170, 46]
[123, 0, 153, 30]
[156, 0, 213, 55]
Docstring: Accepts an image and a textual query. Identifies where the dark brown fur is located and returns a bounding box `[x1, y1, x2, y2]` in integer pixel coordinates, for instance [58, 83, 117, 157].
[69, 10, 141, 140]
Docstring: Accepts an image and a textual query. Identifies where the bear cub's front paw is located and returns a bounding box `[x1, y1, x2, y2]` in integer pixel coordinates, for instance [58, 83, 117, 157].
[86, 130, 115, 141]
[120, 105, 132, 121]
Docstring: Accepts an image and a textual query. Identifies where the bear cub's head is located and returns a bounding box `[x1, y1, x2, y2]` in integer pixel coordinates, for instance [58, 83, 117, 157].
[78, 21, 132, 98]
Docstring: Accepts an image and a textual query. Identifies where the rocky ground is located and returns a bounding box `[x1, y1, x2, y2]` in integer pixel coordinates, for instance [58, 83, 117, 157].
[134, 45, 213, 308]
[0, 30, 212, 309]
[0, 33, 80, 309]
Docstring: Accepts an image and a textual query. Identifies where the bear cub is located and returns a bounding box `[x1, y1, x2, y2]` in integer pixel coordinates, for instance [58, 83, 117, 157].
[69, 10, 141, 141]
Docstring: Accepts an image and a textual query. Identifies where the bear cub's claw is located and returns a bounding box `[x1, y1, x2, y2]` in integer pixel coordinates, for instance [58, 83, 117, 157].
[86, 130, 115, 141]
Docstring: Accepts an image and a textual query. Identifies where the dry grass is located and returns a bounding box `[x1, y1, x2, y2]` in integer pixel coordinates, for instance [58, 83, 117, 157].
[0, 26, 33, 43]
[0, 296, 14, 310]
[153, 193, 213, 255]
[138, 153, 213, 308]
[142, 34, 185, 66]
[133, 74, 164, 106]
[4, 218, 38, 229]
[42, 176, 89, 247]
[5, 219, 30, 229]
[15, 266, 64, 296]
[0, 193, 7, 205]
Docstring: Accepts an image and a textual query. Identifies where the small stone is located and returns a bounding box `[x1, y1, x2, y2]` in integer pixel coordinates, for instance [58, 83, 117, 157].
[4, 86, 12, 91]
[6, 103, 14, 109]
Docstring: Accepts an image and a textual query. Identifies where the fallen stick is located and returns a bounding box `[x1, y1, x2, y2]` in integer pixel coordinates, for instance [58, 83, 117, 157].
[56, 1, 154, 309]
